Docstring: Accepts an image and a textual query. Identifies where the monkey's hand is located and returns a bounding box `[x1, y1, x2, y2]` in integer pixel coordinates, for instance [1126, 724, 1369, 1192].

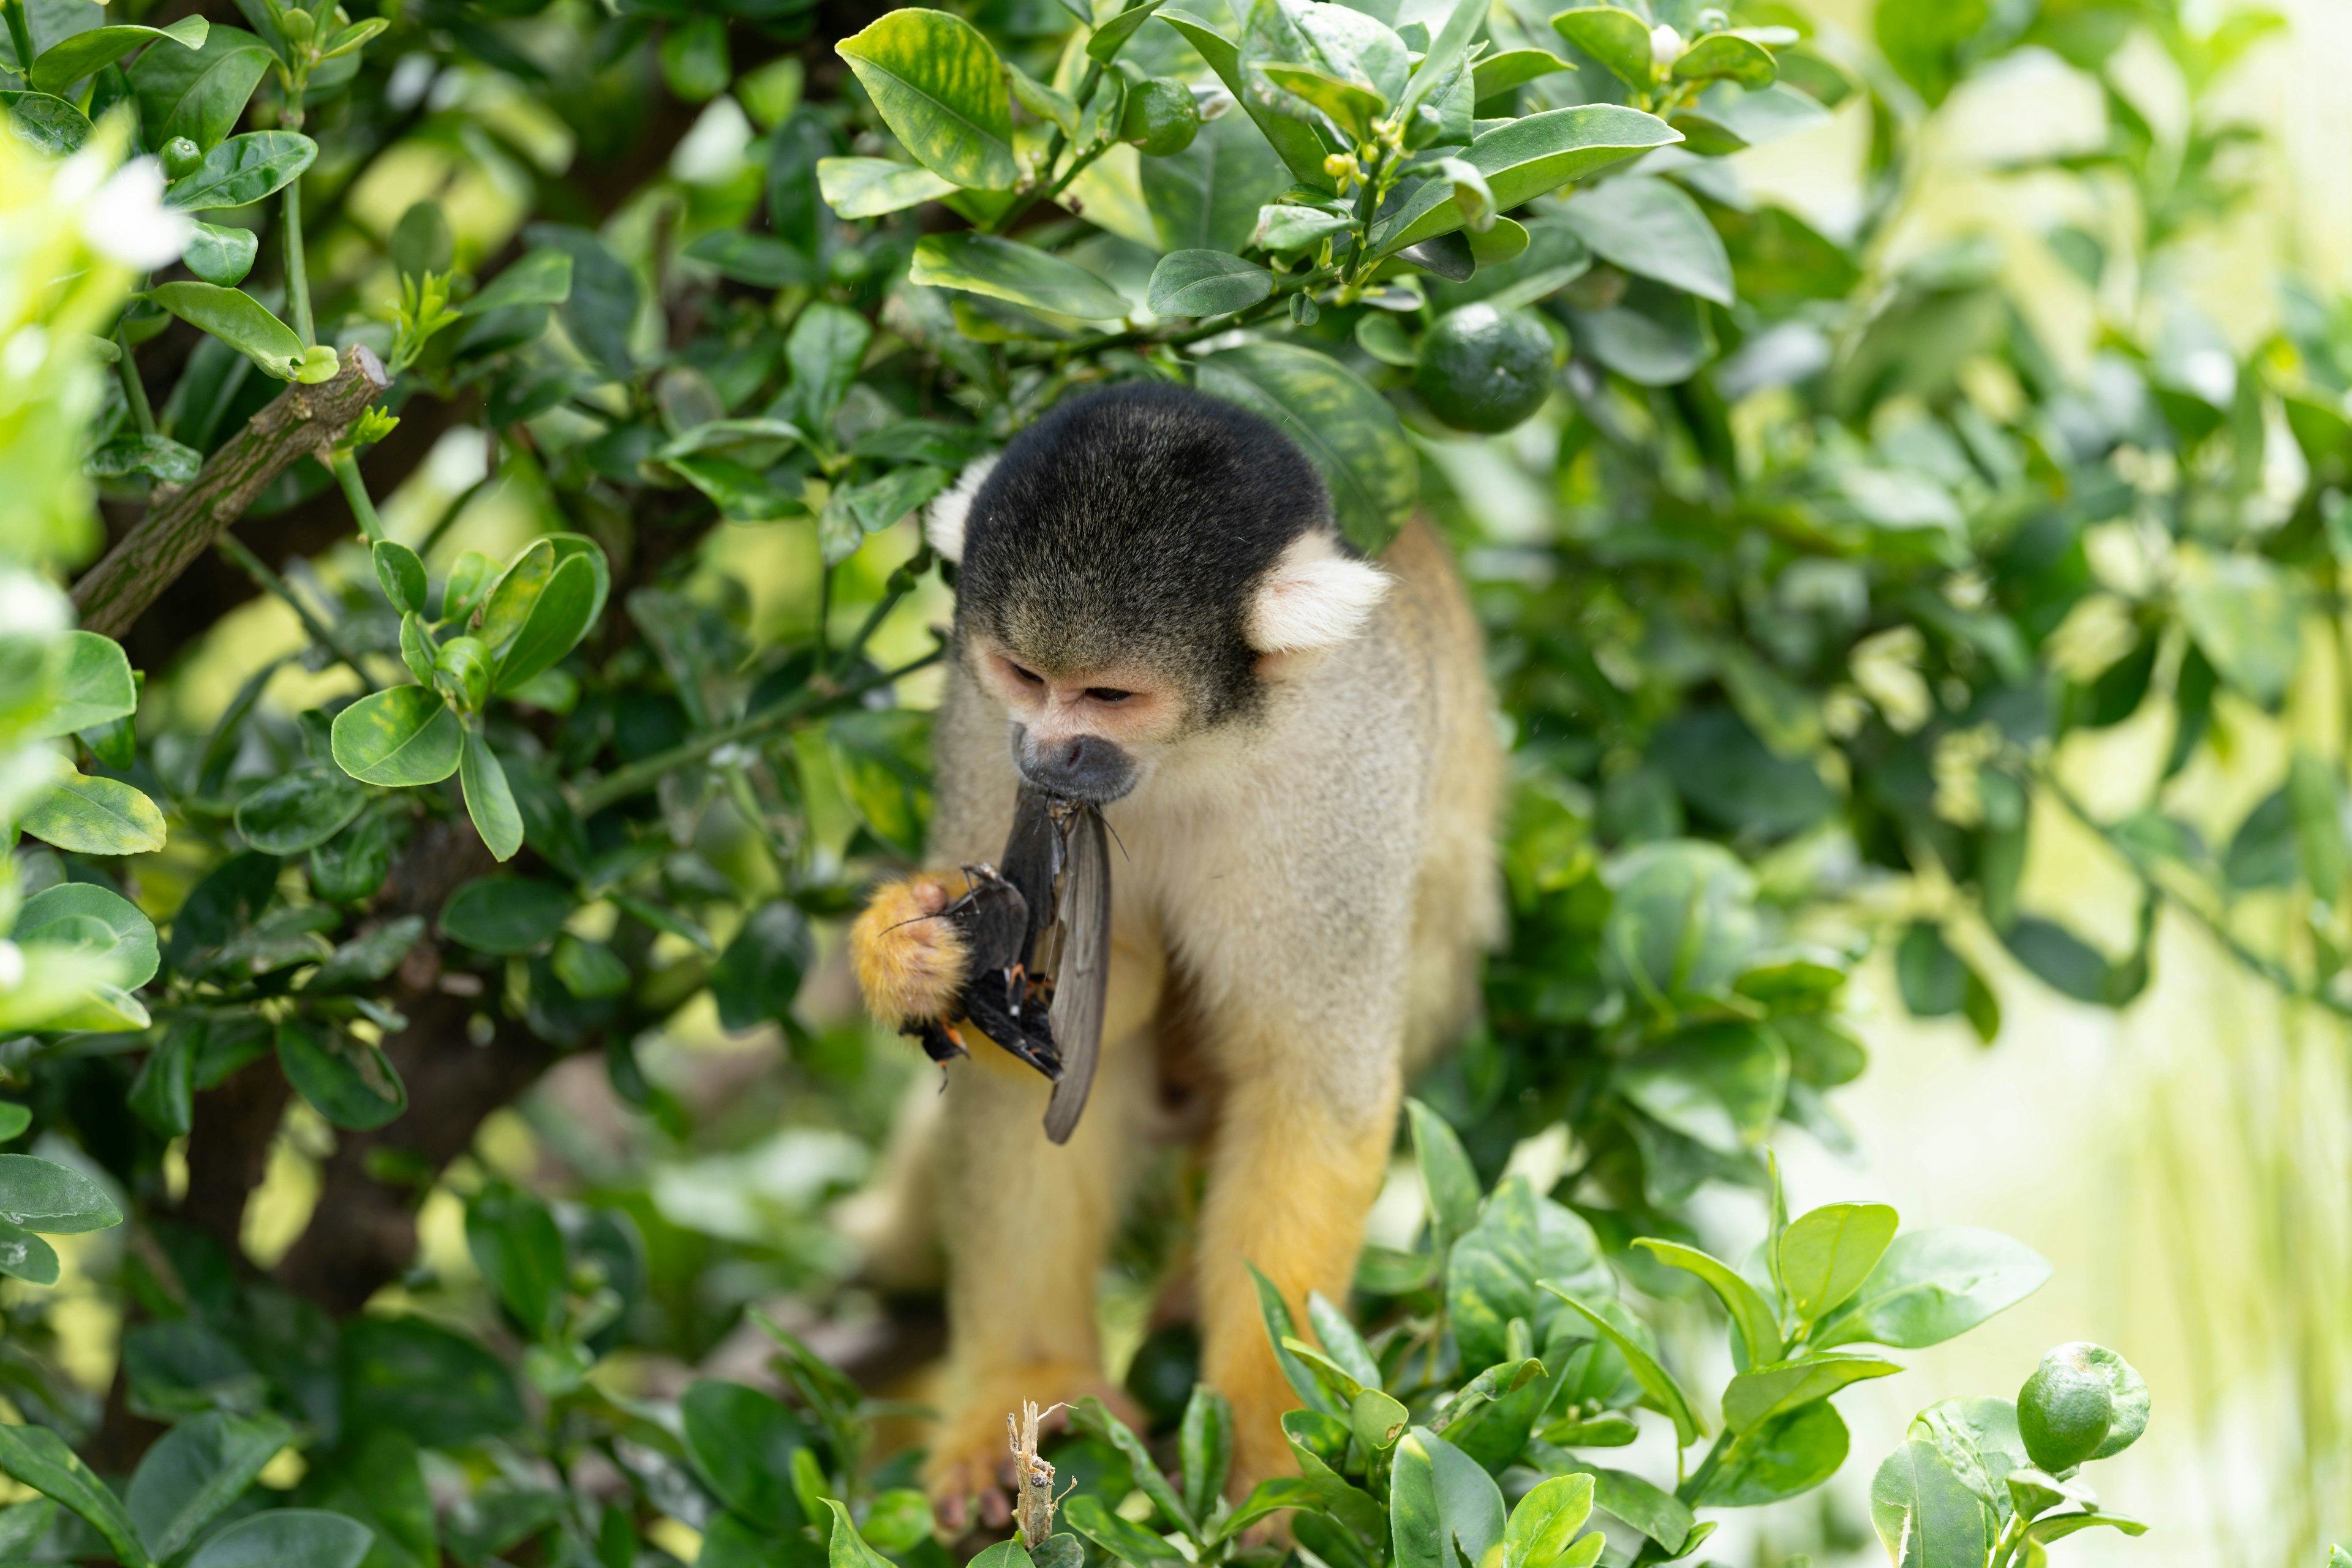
[851, 872, 973, 1027]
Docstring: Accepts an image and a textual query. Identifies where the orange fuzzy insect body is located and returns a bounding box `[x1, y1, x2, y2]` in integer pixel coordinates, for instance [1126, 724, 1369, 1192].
[851, 873, 972, 1026]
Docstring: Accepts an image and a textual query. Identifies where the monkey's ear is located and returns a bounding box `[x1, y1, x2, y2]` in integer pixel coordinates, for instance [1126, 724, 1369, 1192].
[1246, 530, 1390, 664]
[924, 454, 998, 563]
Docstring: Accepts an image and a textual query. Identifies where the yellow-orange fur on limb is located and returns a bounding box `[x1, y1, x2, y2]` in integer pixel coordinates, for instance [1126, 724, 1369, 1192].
[850, 872, 971, 1025]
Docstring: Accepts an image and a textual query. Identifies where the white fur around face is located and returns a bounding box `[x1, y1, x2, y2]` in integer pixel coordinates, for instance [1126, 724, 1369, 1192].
[924, 453, 998, 563]
[1245, 530, 1391, 654]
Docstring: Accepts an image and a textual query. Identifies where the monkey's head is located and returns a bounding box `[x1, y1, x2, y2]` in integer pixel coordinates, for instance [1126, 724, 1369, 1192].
[925, 382, 1391, 804]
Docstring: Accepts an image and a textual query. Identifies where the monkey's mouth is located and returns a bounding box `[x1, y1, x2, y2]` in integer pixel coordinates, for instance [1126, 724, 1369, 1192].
[1014, 731, 1137, 804]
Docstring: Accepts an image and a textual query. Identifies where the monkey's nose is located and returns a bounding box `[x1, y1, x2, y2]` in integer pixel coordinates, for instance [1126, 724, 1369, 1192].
[1020, 733, 1136, 804]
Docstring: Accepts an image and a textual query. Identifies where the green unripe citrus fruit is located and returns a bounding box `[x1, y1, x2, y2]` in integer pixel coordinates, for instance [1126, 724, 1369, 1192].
[2017, 1344, 2114, 1471]
[1414, 303, 1555, 433]
[161, 137, 204, 180]
[1122, 78, 1199, 156]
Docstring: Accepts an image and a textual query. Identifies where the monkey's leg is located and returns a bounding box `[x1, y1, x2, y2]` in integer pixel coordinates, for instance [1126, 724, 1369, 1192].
[924, 1040, 1152, 1529]
[1196, 1065, 1400, 1496]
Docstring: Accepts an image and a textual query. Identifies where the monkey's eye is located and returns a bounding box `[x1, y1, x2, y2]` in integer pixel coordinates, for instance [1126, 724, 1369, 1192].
[1006, 662, 1045, 687]
[1086, 687, 1134, 704]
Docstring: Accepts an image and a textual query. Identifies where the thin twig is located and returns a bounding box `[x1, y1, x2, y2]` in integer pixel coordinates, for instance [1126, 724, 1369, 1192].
[216, 534, 377, 692]
[332, 450, 385, 543]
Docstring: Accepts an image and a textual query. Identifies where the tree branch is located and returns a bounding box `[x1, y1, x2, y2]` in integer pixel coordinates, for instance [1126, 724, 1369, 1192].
[72, 346, 391, 638]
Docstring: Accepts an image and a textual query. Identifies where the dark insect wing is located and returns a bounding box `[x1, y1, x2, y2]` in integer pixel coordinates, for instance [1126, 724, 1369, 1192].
[1000, 785, 1065, 963]
[946, 865, 1030, 974]
[1043, 804, 1112, 1144]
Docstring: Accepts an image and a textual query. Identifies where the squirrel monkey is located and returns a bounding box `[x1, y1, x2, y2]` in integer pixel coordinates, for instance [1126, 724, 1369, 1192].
[849, 383, 1500, 1525]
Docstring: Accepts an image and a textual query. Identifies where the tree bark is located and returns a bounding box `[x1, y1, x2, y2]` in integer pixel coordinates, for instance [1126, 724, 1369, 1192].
[72, 346, 390, 638]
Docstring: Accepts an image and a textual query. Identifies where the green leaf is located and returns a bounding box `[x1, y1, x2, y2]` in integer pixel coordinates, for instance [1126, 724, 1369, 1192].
[827, 709, 932, 854]
[1195, 342, 1414, 554]
[1400, 0, 1490, 124]
[1407, 1097, 1480, 1248]
[2027, 1512, 2149, 1545]
[1071, 1395, 1194, 1532]
[234, 766, 365, 854]
[1245, 1264, 1342, 1420]
[494, 553, 596, 693]
[1090, 0, 1173, 61]
[1448, 1175, 1613, 1368]
[912, 233, 1132, 320]
[1672, 31, 1776, 88]
[1550, 7, 1651, 88]
[523, 224, 638, 382]
[31, 630, 136, 737]
[1557, 175, 1733, 306]
[467, 1183, 567, 1340]
[127, 1410, 292, 1561]
[682, 1381, 814, 1531]
[1176, 1384, 1233, 1523]
[28, 15, 207, 94]
[182, 221, 258, 287]
[2290, 749, 2348, 904]
[1694, 1401, 1846, 1506]
[1063, 1493, 1183, 1562]
[88, 431, 203, 483]
[304, 915, 425, 993]
[1812, 1227, 2051, 1349]
[1159, 9, 1340, 193]
[1470, 49, 1571, 101]
[0, 1106, 28, 1143]
[459, 729, 523, 861]
[0, 1422, 151, 1567]
[442, 876, 573, 956]
[1241, 0, 1408, 132]
[343, 1314, 525, 1447]
[331, 686, 461, 786]
[23, 772, 168, 854]
[1259, 63, 1388, 139]
[1374, 105, 1681, 260]
[1776, 1202, 1899, 1322]
[1630, 1238, 1782, 1363]
[187, 1510, 372, 1568]
[2176, 548, 2299, 707]
[2, 91, 92, 155]
[1616, 1020, 1787, 1152]
[785, 300, 875, 433]
[686, 230, 812, 288]
[464, 249, 574, 315]
[709, 900, 815, 1032]
[129, 24, 270, 151]
[1502, 1474, 1594, 1568]
[276, 1020, 406, 1130]
[1391, 1426, 1504, 1568]
[1147, 249, 1275, 317]
[1869, 1440, 1991, 1567]
[0, 1154, 120, 1234]
[164, 130, 315, 210]
[835, 9, 1019, 191]
[1721, 1354, 1900, 1431]
[147, 282, 308, 380]
[814, 156, 957, 219]
[0, 1220, 60, 1286]
[1540, 1286, 1700, 1448]
[373, 540, 426, 614]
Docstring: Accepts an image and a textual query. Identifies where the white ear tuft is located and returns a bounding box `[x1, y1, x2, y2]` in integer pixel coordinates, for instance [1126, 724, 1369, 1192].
[924, 453, 998, 563]
[1246, 532, 1390, 655]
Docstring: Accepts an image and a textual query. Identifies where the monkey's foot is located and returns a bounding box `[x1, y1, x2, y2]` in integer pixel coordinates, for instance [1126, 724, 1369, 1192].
[924, 1363, 1142, 1534]
[852, 871, 972, 1026]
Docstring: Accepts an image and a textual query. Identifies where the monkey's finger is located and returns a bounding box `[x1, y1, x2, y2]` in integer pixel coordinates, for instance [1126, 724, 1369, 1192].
[978, 1487, 1012, 1531]
[933, 1491, 969, 1535]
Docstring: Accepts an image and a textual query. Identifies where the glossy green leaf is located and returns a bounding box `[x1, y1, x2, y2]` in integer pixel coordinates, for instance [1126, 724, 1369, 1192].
[1090, 0, 1172, 61]
[1541, 1286, 1700, 1447]
[1616, 1020, 1788, 1152]
[1869, 1440, 1991, 1567]
[1062, 1493, 1182, 1562]
[912, 233, 1131, 320]
[1550, 7, 1651, 88]
[331, 685, 462, 786]
[1776, 1202, 1899, 1322]
[1159, 9, 1340, 193]
[1178, 1384, 1233, 1521]
[31, 630, 136, 737]
[1557, 175, 1733, 305]
[785, 300, 873, 433]
[1812, 1227, 2051, 1349]
[1471, 48, 1571, 100]
[147, 282, 307, 380]
[835, 9, 1019, 190]
[183, 221, 258, 286]
[1502, 1473, 1594, 1568]
[2176, 548, 2299, 707]
[464, 249, 574, 315]
[0, 1154, 121, 1234]
[129, 26, 271, 152]
[1241, 0, 1408, 130]
[304, 916, 426, 993]
[467, 1182, 566, 1340]
[1195, 342, 1414, 553]
[1375, 105, 1680, 257]
[371, 539, 426, 614]
[1694, 1401, 1847, 1506]
[1391, 1426, 1504, 1568]
[1246, 1264, 1342, 1421]
[276, 1020, 406, 1130]
[1072, 1394, 1194, 1532]
[442, 876, 571, 956]
[2, 92, 92, 155]
[1630, 1238, 1782, 1363]
[23, 772, 168, 855]
[186, 1510, 372, 1568]
[814, 156, 957, 219]
[709, 901, 814, 1031]
[234, 766, 366, 854]
[343, 1314, 525, 1446]
[1721, 1354, 1899, 1431]
[1147, 249, 1275, 316]
[1407, 1096, 1482, 1248]
[1449, 1175, 1613, 1367]
[0, 1219, 60, 1286]
[164, 130, 315, 210]
[127, 1410, 292, 1561]
[29, 15, 207, 94]
[459, 731, 522, 861]
[682, 1382, 814, 1531]
[0, 1422, 151, 1566]
[1672, 31, 1776, 88]
[494, 553, 596, 693]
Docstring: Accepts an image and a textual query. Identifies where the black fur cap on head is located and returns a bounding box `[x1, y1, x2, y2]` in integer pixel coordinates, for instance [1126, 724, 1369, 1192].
[949, 381, 1339, 725]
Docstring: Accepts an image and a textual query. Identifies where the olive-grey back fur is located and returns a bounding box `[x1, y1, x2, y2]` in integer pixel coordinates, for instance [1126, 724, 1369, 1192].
[954, 382, 1337, 723]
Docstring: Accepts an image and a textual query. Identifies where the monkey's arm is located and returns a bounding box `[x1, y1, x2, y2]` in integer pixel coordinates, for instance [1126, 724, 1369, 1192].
[851, 872, 972, 1027]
